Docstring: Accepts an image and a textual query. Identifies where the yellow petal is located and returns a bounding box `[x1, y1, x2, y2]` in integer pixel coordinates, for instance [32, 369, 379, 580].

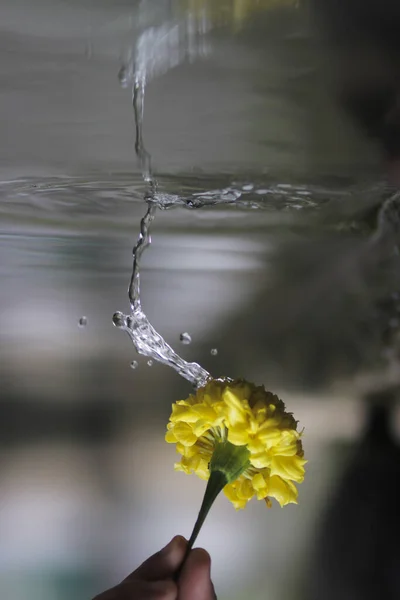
[170, 422, 198, 446]
[252, 472, 269, 500]
[249, 451, 272, 469]
[192, 420, 214, 437]
[176, 442, 200, 458]
[268, 475, 298, 506]
[246, 438, 266, 454]
[174, 461, 191, 474]
[235, 477, 254, 500]
[252, 401, 268, 423]
[269, 441, 299, 457]
[165, 429, 177, 443]
[270, 455, 306, 482]
[257, 425, 283, 440]
[222, 389, 249, 425]
[192, 403, 218, 421]
[227, 425, 250, 446]
[223, 483, 248, 510]
[187, 455, 210, 480]
[251, 472, 267, 491]
[170, 403, 199, 423]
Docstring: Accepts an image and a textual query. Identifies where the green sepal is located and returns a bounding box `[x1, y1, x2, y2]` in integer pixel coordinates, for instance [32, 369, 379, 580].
[209, 440, 250, 483]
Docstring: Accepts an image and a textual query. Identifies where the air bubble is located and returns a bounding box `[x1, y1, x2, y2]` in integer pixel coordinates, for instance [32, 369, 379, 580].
[78, 316, 87, 328]
[112, 311, 127, 328]
[130, 360, 139, 369]
[180, 332, 192, 345]
[210, 348, 218, 356]
[147, 359, 153, 367]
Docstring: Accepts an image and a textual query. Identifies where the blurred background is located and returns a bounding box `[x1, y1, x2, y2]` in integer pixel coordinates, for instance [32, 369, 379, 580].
[1, 1, 400, 599]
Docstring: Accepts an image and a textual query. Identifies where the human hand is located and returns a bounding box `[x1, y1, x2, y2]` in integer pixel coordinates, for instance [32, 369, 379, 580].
[92, 535, 216, 600]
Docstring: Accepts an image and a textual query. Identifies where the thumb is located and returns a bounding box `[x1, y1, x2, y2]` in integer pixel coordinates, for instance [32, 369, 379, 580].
[178, 548, 217, 600]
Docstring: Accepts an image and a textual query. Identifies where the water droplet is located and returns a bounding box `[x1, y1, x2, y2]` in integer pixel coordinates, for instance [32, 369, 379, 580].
[118, 65, 129, 88]
[78, 316, 87, 328]
[147, 359, 153, 367]
[210, 348, 218, 356]
[130, 360, 139, 369]
[112, 311, 126, 328]
[180, 332, 192, 345]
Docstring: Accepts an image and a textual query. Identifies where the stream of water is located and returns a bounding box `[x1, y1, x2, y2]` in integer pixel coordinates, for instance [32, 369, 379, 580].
[113, 29, 212, 387]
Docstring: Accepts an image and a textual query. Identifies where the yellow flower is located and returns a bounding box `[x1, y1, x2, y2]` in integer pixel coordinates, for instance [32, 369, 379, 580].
[166, 378, 306, 509]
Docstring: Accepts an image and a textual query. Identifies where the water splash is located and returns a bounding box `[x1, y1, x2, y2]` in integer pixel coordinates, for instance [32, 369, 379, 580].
[113, 41, 210, 388]
[112, 199, 210, 387]
[132, 79, 154, 188]
[128, 201, 156, 312]
[118, 8, 212, 94]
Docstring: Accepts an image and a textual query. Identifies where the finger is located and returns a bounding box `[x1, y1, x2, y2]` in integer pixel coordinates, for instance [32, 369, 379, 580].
[126, 536, 187, 582]
[93, 578, 177, 600]
[178, 548, 217, 600]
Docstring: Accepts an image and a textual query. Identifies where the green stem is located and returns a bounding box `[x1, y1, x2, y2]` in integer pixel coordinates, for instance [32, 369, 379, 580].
[174, 470, 227, 581]
[174, 441, 250, 581]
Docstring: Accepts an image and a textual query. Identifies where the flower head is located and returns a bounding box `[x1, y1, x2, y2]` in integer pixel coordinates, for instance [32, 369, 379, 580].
[166, 378, 306, 509]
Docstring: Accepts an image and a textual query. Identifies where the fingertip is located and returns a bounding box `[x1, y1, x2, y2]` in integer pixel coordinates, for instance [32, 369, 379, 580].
[185, 547, 212, 572]
[176, 535, 188, 546]
[167, 535, 187, 555]
[160, 535, 187, 556]
[128, 535, 187, 582]
[162, 535, 187, 565]
[154, 535, 188, 577]
[179, 547, 215, 599]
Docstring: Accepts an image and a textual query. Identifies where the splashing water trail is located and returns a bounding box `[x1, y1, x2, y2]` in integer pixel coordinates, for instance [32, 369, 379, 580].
[112, 199, 210, 387]
[113, 32, 211, 388]
[132, 79, 153, 188]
